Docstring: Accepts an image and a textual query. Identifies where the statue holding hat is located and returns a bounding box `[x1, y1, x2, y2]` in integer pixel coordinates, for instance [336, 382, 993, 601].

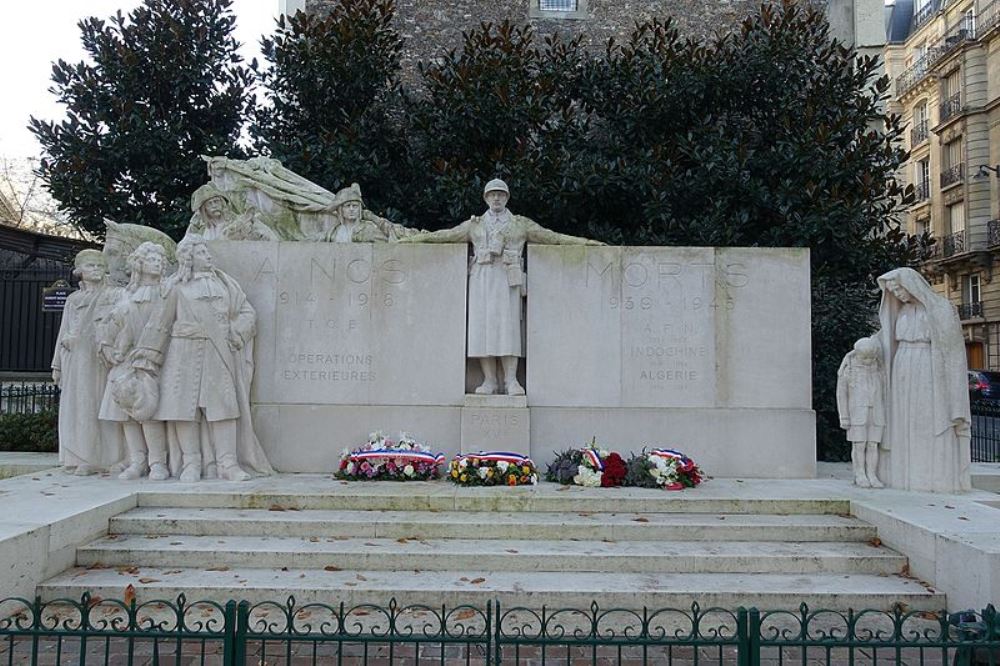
[51, 249, 125, 475]
[399, 179, 603, 396]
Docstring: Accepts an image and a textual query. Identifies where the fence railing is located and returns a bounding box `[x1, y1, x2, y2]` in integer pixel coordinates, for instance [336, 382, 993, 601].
[0, 381, 59, 415]
[0, 595, 997, 666]
[972, 399, 1000, 462]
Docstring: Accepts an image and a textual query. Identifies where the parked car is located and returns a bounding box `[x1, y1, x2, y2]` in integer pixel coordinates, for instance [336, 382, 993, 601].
[968, 369, 1000, 401]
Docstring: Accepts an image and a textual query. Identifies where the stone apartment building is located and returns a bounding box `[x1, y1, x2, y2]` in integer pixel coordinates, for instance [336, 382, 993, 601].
[287, 0, 883, 76]
[885, 0, 1000, 370]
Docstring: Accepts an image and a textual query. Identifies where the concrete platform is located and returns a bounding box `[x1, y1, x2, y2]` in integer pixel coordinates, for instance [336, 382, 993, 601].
[0, 452, 58, 479]
[0, 469, 996, 612]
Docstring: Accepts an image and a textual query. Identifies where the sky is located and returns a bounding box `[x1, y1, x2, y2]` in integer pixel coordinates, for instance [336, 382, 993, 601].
[0, 0, 280, 159]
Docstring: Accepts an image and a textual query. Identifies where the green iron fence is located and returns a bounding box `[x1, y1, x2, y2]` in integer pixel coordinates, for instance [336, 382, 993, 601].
[0, 594, 997, 665]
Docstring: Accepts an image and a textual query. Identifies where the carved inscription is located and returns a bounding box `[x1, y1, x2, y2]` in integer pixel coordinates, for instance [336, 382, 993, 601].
[470, 411, 520, 440]
[275, 249, 409, 396]
[586, 252, 748, 404]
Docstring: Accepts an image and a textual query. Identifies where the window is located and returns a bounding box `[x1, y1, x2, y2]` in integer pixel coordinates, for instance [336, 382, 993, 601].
[530, 0, 586, 18]
[963, 8, 976, 36]
[912, 102, 930, 144]
[962, 273, 981, 304]
[916, 158, 931, 200]
[539, 0, 576, 9]
[942, 138, 964, 186]
[949, 202, 966, 233]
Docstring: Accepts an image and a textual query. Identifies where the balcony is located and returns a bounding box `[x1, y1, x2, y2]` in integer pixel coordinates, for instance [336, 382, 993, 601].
[940, 92, 963, 121]
[959, 300, 984, 319]
[938, 20, 976, 58]
[895, 53, 935, 97]
[914, 180, 931, 202]
[981, 1, 1000, 34]
[911, 120, 930, 146]
[989, 219, 1000, 246]
[943, 229, 967, 256]
[941, 163, 965, 188]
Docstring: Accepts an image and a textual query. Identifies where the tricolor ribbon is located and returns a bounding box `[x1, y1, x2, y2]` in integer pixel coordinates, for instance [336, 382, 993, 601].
[581, 448, 605, 471]
[350, 449, 446, 465]
[650, 448, 695, 471]
[457, 451, 534, 465]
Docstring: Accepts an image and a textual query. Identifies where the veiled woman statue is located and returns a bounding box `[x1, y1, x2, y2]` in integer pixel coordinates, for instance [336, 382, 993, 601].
[876, 267, 971, 492]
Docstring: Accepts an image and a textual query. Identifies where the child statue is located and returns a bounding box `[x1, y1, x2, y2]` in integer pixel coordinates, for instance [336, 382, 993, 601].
[836, 335, 886, 488]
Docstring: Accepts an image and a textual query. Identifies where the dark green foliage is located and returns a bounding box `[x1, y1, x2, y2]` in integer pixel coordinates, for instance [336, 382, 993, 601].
[404, 21, 590, 231]
[251, 0, 406, 217]
[545, 448, 583, 484]
[0, 411, 59, 453]
[29, 0, 251, 240]
[624, 453, 661, 489]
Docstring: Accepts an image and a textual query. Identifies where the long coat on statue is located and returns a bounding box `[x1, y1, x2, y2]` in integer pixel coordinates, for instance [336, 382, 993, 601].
[409, 211, 595, 357]
[138, 269, 273, 475]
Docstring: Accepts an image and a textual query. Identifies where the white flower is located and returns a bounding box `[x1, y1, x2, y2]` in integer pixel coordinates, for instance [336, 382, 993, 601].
[497, 461, 510, 472]
[459, 458, 469, 469]
[574, 465, 603, 487]
[346, 462, 355, 474]
[478, 467, 490, 479]
[599, 449, 609, 458]
[530, 474, 538, 485]
[403, 464, 415, 477]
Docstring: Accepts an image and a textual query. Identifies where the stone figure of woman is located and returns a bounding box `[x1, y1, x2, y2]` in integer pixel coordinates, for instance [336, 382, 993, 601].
[98, 242, 170, 481]
[135, 236, 274, 482]
[399, 179, 602, 395]
[876, 267, 971, 492]
[51, 250, 124, 474]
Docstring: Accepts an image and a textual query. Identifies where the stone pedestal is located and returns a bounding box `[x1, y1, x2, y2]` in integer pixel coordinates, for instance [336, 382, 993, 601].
[460, 395, 530, 456]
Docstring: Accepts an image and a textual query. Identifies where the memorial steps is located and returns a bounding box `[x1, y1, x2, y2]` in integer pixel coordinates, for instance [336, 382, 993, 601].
[36, 483, 945, 611]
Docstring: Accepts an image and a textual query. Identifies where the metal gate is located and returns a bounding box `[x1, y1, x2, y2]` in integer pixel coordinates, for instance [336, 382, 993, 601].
[0, 266, 70, 373]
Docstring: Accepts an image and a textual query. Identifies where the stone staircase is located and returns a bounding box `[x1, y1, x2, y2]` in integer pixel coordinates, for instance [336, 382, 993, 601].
[37, 484, 944, 611]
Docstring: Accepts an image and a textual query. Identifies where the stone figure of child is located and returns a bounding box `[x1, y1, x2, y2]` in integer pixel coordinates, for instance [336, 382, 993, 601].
[836, 336, 886, 488]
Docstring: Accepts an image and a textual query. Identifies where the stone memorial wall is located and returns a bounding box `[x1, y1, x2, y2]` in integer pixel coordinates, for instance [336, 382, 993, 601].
[210, 242, 815, 477]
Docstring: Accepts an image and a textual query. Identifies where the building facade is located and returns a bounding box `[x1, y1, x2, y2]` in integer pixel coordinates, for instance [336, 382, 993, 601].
[885, 0, 1000, 369]
[299, 0, 879, 81]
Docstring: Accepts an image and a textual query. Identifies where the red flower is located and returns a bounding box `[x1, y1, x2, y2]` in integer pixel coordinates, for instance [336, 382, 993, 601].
[600, 452, 627, 487]
[665, 482, 685, 491]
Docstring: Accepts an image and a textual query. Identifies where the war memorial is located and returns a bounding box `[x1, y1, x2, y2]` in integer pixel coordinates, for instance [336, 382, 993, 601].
[0, 156, 997, 664]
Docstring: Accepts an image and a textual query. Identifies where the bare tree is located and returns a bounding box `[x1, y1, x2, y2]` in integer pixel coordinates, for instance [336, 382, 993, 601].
[0, 157, 89, 239]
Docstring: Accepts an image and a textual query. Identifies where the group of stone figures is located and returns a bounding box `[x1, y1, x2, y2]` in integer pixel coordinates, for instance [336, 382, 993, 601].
[836, 268, 972, 494]
[54, 157, 599, 481]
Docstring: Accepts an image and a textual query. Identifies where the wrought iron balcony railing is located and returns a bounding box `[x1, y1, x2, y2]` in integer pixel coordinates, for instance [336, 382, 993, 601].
[959, 300, 984, 319]
[943, 229, 966, 256]
[911, 120, 930, 146]
[981, 1, 1000, 35]
[940, 92, 963, 121]
[941, 163, 965, 188]
[895, 53, 934, 97]
[988, 218, 1000, 246]
[914, 180, 931, 202]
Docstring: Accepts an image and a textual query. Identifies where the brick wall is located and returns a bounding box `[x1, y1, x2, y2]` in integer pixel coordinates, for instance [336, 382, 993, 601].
[305, 0, 830, 81]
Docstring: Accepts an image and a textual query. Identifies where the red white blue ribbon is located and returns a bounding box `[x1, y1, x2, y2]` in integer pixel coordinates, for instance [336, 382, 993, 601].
[458, 451, 534, 465]
[350, 449, 446, 465]
[581, 448, 605, 471]
[650, 448, 695, 470]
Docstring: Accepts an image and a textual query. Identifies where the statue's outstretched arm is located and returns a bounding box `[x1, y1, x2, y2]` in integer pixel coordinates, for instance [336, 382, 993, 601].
[523, 218, 604, 246]
[397, 218, 473, 244]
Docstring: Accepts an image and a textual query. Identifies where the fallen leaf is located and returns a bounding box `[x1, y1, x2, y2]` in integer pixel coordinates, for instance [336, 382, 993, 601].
[138, 578, 160, 584]
[164, 570, 183, 575]
[268, 505, 286, 512]
[556, 486, 571, 492]
[206, 566, 230, 572]
[453, 609, 478, 620]
[944, 505, 955, 509]
[280, 567, 288, 572]
[958, 517, 970, 521]
[324, 565, 342, 572]
[397, 538, 409, 544]
[356, 574, 367, 581]
[344, 582, 357, 587]
[123, 586, 136, 605]
[470, 577, 486, 585]
[87, 595, 103, 607]
[868, 537, 882, 547]
[308, 537, 319, 543]
[459, 577, 470, 582]
[505, 549, 518, 554]
[633, 517, 649, 523]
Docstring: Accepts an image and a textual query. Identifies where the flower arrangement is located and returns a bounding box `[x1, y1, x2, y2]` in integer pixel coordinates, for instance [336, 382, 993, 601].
[448, 451, 538, 487]
[546, 440, 627, 487]
[336, 432, 445, 481]
[626, 448, 704, 490]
